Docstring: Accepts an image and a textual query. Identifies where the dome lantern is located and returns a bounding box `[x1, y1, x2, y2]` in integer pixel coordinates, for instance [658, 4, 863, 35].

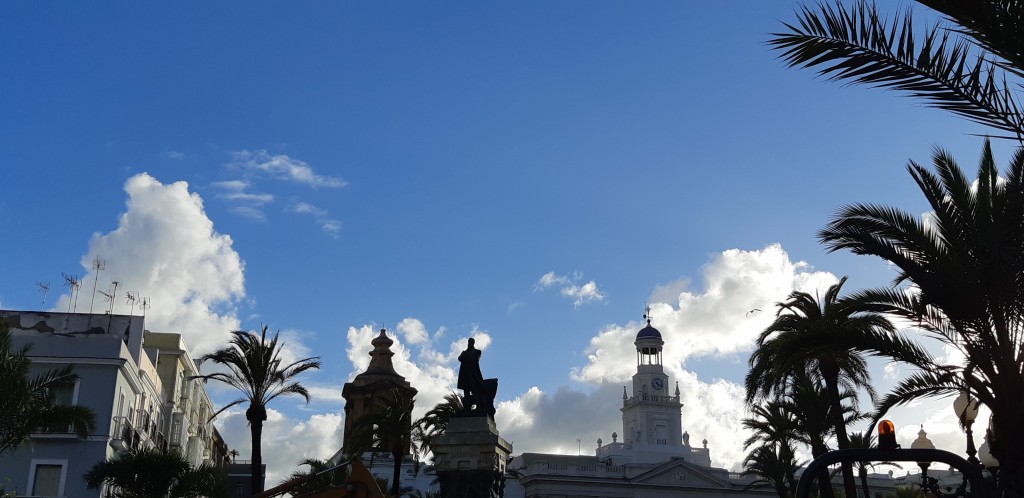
[635, 306, 664, 366]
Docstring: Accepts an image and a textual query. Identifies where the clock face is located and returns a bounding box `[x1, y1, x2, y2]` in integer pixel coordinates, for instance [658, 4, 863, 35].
[652, 378, 664, 390]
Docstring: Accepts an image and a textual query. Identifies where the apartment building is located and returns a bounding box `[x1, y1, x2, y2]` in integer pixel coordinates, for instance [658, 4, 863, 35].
[0, 310, 220, 497]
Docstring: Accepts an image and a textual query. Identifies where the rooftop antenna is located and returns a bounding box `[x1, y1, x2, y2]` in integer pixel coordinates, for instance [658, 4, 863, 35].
[62, 273, 81, 313]
[100, 280, 120, 314]
[36, 282, 49, 310]
[88, 256, 106, 314]
[125, 291, 138, 316]
[140, 297, 151, 319]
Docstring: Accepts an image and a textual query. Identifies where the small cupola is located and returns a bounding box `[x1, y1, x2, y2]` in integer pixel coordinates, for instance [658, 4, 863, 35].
[634, 306, 664, 366]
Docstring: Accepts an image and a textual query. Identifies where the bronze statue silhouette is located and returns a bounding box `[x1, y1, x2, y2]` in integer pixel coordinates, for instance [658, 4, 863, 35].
[457, 338, 497, 417]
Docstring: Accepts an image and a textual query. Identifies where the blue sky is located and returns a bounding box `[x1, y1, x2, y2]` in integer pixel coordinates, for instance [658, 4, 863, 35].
[1, 1, 1009, 483]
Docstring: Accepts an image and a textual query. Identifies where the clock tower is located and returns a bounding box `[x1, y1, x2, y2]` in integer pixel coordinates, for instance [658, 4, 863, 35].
[619, 310, 686, 464]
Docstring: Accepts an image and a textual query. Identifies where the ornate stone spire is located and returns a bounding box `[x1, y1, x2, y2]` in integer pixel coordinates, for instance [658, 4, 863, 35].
[366, 328, 398, 374]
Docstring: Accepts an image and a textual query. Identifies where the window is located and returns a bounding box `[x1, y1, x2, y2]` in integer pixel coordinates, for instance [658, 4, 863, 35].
[28, 460, 66, 497]
[43, 381, 76, 433]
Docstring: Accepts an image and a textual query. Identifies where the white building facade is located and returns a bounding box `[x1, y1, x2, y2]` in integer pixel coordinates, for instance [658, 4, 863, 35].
[597, 318, 710, 467]
[506, 316, 912, 498]
[509, 318, 734, 498]
[0, 310, 218, 497]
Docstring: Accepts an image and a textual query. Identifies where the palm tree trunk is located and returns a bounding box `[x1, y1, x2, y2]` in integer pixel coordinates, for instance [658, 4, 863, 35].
[392, 451, 402, 497]
[775, 480, 789, 498]
[824, 370, 858, 498]
[859, 466, 870, 498]
[247, 404, 268, 493]
[991, 403, 1024, 498]
[811, 441, 837, 498]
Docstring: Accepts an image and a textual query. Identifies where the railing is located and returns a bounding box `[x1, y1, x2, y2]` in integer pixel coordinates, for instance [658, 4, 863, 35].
[154, 431, 167, 452]
[595, 442, 631, 461]
[179, 395, 191, 416]
[623, 394, 680, 407]
[111, 418, 142, 452]
[526, 461, 625, 476]
[796, 448, 991, 498]
[136, 409, 150, 435]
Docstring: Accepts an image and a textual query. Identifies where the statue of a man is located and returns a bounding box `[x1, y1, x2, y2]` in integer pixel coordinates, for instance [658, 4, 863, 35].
[457, 338, 485, 411]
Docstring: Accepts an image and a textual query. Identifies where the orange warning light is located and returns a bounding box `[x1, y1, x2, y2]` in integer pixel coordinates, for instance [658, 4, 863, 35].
[878, 420, 898, 450]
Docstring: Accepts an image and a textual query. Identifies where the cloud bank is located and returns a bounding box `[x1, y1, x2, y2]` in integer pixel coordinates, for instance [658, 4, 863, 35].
[58, 173, 245, 355]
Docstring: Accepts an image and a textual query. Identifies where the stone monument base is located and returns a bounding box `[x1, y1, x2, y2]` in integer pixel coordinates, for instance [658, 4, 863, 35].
[432, 416, 512, 498]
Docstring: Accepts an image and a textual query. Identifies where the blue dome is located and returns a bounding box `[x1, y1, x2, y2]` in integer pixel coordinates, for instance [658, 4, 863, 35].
[636, 322, 662, 340]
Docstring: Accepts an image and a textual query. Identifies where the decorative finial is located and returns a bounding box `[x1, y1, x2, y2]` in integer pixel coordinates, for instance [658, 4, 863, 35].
[623, 386, 628, 400]
[643, 302, 653, 324]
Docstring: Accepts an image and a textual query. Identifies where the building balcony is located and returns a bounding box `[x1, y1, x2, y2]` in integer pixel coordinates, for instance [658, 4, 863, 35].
[170, 412, 190, 448]
[110, 418, 143, 453]
[622, 394, 680, 408]
[596, 442, 632, 462]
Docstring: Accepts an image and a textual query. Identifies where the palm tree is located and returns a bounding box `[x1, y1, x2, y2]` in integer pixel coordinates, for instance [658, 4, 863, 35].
[281, 458, 350, 497]
[742, 401, 799, 451]
[742, 401, 802, 498]
[770, 0, 1024, 139]
[0, 322, 95, 455]
[413, 393, 463, 460]
[347, 388, 416, 497]
[83, 447, 227, 498]
[742, 441, 801, 498]
[819, 140, 1024, 496]
[894, 484, 925, 498]
[747, 277, 899, 498]
[196, 325, 321, 493]
[849, 430, 902, 498]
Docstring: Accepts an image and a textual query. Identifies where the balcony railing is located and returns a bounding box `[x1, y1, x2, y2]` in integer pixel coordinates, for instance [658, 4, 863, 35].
[111, 418, 141, 452]
[623, 394, 680, 407]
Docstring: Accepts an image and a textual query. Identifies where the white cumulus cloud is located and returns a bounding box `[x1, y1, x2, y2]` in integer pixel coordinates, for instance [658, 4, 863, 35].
[572, 244, 836, 384]
[345, 322, 491, 420]
[535, 271, 605, 307]
[57, 173, 245, 355]
[215, 408, 344, 486]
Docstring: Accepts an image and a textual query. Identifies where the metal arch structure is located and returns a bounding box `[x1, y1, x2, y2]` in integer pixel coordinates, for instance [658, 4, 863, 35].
[795, 448, 993, 498]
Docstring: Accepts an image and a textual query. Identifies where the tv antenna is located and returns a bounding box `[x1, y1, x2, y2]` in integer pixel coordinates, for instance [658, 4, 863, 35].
[125, 291, 139, 316]
[100, 280, 120, 314]
[140, 297, 151, 318]
[36, 282, 49, 310]
[88, 256, 106, 314]
[61, 273, 81, 313]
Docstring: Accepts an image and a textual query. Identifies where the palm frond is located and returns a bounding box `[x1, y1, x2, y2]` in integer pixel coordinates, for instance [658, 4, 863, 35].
[770, 1, 1024, 136]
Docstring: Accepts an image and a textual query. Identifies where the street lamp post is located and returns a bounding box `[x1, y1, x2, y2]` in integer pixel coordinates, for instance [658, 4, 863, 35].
[954, 391, 981, 466]
[911, 426, 936, 472]
[910, 426, 974, 498]
[978, 435, 1000, 494]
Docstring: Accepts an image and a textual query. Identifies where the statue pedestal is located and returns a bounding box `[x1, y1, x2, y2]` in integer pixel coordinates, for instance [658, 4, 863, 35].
[432, 416, 513, 498]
